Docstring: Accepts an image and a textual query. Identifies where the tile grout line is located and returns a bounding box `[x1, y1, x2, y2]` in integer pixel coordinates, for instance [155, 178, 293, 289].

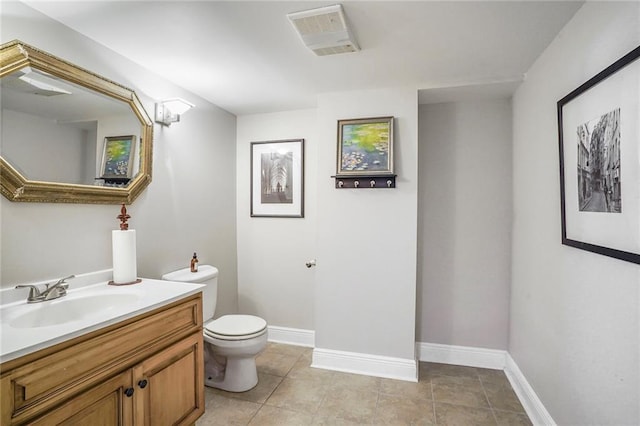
[430, 377, 438, 425]
[249, 345, 306, 424]
[310, 375, 329, 423]
[372, 376, 383, 426]
[292, 348, 327, 424]
[373, 377, 382, 425]
[478, 374, 500, 426]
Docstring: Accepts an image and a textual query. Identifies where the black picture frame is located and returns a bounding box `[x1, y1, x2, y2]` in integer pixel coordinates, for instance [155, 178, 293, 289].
[250, 139, 304, 218]
[557, 45, 640, 264]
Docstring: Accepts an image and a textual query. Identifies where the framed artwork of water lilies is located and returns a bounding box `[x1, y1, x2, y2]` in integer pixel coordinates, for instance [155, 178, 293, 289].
[100, 135, 137, 179]
[251, 139, 304, 218]
[557, 45, 640, 264]
[337, 116, 394, 176]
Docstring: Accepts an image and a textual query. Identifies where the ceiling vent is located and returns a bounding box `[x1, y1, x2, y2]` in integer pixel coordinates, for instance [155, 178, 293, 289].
[287, 4, 359, 56]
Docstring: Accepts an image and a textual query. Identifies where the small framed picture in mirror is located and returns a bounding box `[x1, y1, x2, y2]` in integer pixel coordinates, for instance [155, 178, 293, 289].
[100, 135, 137, 180]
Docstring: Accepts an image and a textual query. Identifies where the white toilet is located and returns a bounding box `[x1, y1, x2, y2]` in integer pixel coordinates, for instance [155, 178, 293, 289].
[162, 265, 268, 392]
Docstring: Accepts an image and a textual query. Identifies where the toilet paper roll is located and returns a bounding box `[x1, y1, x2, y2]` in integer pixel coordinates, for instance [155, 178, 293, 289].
[112, 229, 137, 284]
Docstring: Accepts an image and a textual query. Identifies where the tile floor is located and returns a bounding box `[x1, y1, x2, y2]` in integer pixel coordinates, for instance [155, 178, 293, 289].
[196, 343, 532, 425]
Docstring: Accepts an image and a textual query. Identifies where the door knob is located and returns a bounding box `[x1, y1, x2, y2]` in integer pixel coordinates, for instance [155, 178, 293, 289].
[305, 259, 316, 268]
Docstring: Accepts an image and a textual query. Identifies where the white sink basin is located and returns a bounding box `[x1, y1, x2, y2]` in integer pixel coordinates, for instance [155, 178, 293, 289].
[8, 293, 140, 328]
[0, 276, 204, 364]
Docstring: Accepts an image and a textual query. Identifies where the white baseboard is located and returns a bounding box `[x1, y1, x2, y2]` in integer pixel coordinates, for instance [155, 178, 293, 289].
[267, 325, 315, 347]
[505, 353, 556, 426]
[312, 347, 418, 382]
[266, 334, 553, 424]
[417, 342, 507, 370]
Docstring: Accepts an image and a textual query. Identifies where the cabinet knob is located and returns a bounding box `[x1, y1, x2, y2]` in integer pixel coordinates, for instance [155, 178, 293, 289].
[138, 379, 148, 389]
[124, 387, 134, 397]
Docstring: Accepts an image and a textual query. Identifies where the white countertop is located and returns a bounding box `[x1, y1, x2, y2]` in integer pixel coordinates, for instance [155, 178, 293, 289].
[0, 277, 204, 364]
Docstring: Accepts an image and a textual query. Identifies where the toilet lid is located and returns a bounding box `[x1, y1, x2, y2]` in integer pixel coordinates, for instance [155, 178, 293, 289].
[205, 314, 267, 338]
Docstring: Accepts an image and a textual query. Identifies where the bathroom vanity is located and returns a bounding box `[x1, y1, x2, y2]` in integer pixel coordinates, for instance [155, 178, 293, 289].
[0, 278, 205, 425]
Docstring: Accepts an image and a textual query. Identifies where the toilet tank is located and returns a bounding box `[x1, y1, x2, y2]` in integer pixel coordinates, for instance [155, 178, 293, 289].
[162, 265, 218, 321]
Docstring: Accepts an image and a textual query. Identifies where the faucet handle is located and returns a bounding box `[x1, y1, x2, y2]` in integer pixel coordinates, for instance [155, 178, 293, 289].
[46, 275, 75, 290]
[15, 284, 42, 302]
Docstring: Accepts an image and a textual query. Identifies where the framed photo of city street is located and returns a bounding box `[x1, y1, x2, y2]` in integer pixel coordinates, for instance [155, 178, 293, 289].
[558, 45, 640, 264]
[250, 139, 304, 218]
[337, 116, 394, 176]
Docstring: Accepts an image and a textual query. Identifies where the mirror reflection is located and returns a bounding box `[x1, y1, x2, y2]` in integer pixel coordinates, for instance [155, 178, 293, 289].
[1, 67, 141, 187]
[0, 40, 153, 204]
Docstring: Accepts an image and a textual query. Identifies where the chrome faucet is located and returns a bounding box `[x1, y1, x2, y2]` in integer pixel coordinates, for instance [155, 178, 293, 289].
[15, 275, 75, 303]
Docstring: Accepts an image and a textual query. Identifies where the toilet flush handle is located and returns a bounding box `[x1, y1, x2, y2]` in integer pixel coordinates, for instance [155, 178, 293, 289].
[305, 259, 316, 268]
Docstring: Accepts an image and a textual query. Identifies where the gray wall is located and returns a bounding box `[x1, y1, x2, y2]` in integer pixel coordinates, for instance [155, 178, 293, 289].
[2, 109, 87, 183]
[511, 2, 639, 424]
[236, 88, 418, 367]
[417, 100, 512, 349]
[314, 88, 418, 362]
[236, 109, 317, 330]
[1, 3, 239, 317]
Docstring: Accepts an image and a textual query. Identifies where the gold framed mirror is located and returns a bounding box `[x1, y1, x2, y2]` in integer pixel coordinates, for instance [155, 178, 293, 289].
[0, 40, 153, 204]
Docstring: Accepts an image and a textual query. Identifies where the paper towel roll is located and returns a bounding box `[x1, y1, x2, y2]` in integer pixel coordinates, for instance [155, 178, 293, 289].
[112, 229, 137, 284]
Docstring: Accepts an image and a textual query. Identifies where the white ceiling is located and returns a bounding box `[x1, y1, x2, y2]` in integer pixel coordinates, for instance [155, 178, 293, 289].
[23, 1, 583, 115]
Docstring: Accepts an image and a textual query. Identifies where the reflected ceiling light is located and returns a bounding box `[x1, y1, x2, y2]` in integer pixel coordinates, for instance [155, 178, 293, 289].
[18, 75, 72, 96]
[155, 98, 194, 126]
[7, 67, 72, 96]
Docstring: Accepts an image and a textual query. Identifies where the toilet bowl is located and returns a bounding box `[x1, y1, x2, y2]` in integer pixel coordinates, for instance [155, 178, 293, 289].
[203, 314, 267, 392]
[162, 265, 268, 392]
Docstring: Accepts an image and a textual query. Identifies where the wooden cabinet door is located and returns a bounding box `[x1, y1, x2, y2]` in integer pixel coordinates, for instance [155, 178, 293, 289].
[132, 332, 204, 426]
[29, 370, 133, 426]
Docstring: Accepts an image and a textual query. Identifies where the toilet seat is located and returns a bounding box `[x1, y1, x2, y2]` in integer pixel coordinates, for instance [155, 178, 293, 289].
[204, 314, 267, 341]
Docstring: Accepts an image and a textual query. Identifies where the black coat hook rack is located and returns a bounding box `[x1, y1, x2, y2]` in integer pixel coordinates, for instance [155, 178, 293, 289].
[331, 175, 396, 189]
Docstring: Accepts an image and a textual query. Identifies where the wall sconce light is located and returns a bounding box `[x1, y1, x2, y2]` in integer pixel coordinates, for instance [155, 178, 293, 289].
[155, 98, 194, 126]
